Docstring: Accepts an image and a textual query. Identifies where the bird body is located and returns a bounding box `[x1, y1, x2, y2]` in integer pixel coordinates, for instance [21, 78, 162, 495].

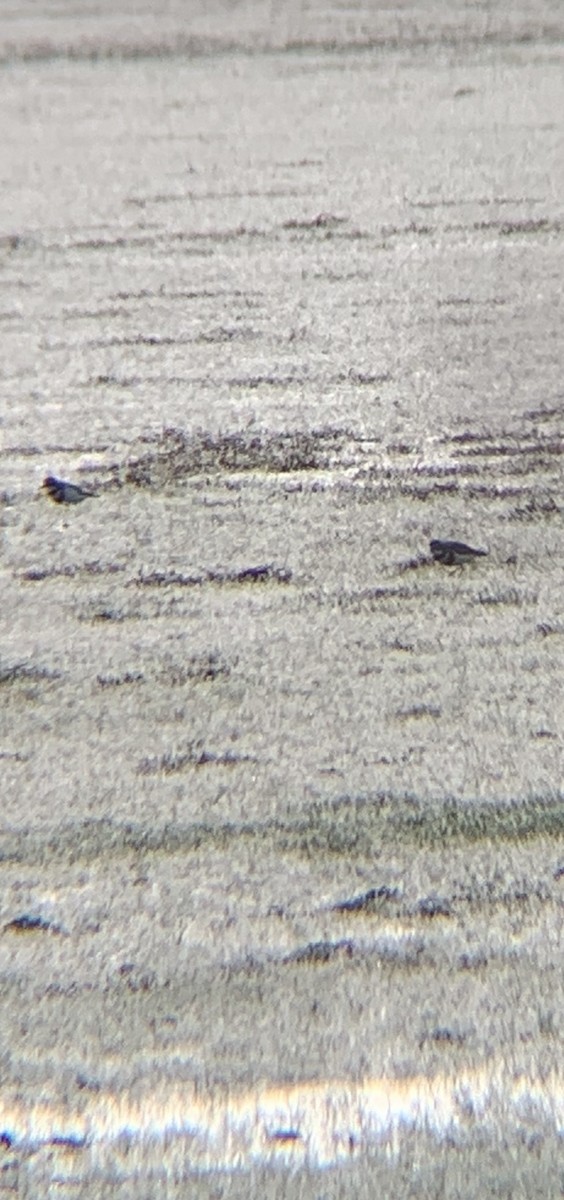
[41, 475, 97, 504]
[430, 539, 488, 565]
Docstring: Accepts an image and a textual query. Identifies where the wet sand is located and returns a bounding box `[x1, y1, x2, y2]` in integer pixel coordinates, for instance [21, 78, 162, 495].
[1, 1, 564, 1193]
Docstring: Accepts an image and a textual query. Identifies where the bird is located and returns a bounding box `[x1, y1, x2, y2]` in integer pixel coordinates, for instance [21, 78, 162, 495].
[41, 475, 98, 504]
[430, 538, 488, 566]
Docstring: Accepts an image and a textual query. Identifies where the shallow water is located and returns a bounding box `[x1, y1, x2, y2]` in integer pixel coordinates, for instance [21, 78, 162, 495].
[1, 1, 564, 1192]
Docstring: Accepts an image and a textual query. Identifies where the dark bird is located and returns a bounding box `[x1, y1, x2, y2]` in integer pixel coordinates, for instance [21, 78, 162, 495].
[430, 539, 488, 566]
[41, 475, 97, 504]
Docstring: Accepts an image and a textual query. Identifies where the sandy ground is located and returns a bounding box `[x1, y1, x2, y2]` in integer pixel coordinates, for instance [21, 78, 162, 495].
[1, 0, 564, 1194]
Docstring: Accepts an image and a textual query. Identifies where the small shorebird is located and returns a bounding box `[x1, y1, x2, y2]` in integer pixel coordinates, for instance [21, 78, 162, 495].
[41, 475, 98, 504]
[430, 538, 488, 566]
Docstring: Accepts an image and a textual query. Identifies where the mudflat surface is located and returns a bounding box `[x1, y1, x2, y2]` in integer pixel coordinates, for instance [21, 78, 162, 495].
[1, 1, 563, 1193]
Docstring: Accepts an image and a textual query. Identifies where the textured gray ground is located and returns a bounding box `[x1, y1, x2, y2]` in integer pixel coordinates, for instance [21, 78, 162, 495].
[1, 0, 564, 1194]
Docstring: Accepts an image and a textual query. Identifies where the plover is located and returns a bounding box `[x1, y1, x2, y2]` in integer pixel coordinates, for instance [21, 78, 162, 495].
[430, 539, 488, 566]
[41, 475, 98, 504]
